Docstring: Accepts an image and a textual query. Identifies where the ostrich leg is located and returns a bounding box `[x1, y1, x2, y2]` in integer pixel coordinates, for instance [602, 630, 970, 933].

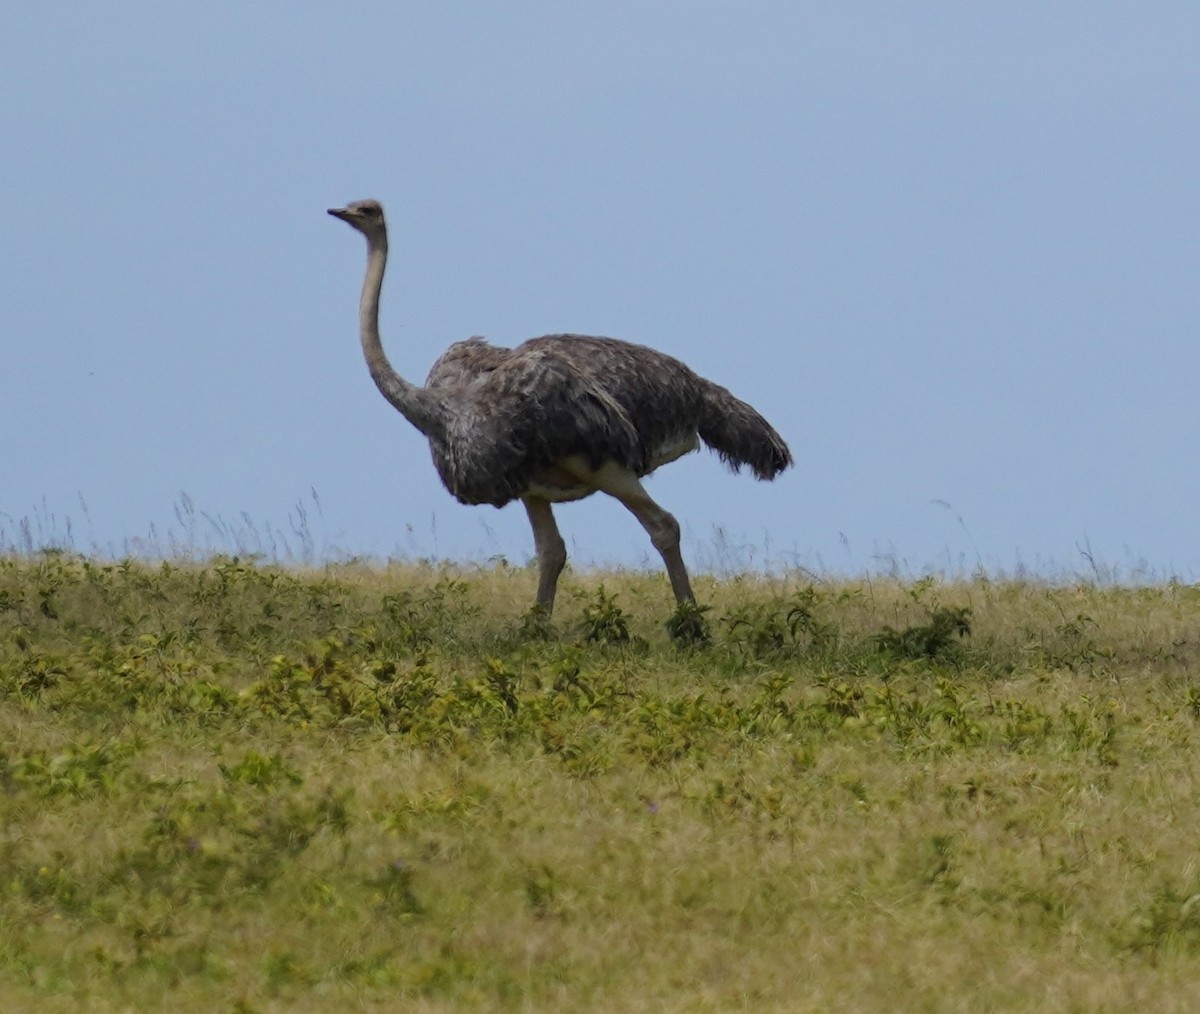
[523, 495, 567, 613]
[615, 486, 695, 605]
[563, 462, 695, 605]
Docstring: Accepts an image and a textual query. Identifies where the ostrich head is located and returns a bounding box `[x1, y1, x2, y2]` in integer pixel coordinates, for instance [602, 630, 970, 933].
[327, 199, 386, 236]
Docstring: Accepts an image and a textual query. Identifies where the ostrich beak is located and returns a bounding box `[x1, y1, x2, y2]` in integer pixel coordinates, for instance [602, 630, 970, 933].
[327, 206, 353, 221]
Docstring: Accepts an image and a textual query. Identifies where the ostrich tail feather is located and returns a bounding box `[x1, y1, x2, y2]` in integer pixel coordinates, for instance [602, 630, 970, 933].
[697, 380, 793, 480]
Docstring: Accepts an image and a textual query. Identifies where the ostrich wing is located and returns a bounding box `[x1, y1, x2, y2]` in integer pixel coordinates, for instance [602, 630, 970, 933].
[426, 334, 712, 507]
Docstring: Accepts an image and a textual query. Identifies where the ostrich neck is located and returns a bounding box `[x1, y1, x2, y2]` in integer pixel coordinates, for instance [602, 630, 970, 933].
[359, 233, 447, 438]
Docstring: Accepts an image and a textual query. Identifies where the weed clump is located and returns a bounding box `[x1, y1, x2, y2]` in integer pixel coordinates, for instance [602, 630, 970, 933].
[578, 585, 631, 644]
[874, 605, 973, 661]
[666, 600, 711, 645]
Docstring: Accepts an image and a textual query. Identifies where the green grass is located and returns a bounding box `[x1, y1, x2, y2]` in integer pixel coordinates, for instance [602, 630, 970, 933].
[3, 552, 1200, 1011]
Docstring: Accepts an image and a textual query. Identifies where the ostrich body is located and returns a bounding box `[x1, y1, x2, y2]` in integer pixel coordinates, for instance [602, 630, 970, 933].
[328, 199, 792, 615]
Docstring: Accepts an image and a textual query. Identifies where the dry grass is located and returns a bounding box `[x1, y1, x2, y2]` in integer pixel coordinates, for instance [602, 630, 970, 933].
[2, 552, 1200, 1011]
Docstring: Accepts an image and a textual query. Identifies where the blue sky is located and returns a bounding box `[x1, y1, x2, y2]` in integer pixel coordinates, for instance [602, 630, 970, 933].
[4, 4, 1199, 577]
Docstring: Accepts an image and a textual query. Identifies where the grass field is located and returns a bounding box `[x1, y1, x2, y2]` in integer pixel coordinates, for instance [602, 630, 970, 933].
[2, 551, 1200, 1011]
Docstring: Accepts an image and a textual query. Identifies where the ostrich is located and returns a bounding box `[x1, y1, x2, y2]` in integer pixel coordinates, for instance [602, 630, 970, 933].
[328, 198, 792, 621]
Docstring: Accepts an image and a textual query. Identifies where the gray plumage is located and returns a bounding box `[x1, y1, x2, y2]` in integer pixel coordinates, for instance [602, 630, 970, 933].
[424, 333, 791, 507]
[328, 198, 792, 617]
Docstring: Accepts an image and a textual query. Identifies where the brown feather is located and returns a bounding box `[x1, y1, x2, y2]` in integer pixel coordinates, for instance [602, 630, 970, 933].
[423, 334, 791, 506]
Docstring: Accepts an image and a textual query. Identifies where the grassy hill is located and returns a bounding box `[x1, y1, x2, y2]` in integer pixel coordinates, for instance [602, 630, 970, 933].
[2, 551, 1200, 1011]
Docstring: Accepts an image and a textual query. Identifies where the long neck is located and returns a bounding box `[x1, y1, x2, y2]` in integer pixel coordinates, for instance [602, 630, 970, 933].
[359, 231, 447, 438]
